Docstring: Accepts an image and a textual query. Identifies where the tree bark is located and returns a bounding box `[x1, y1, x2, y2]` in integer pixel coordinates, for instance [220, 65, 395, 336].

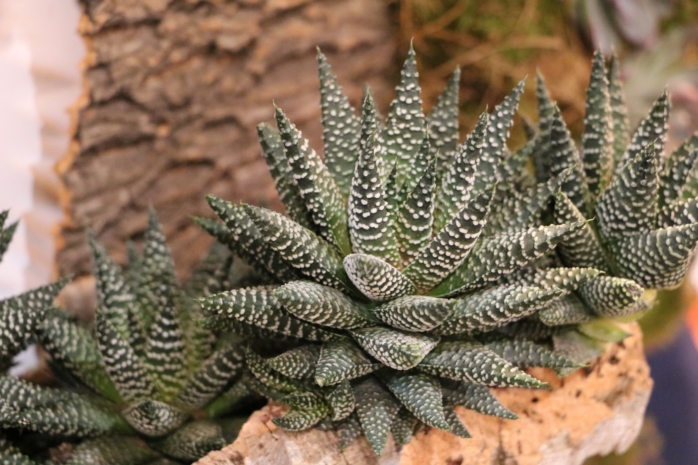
[56, 0, 395, 278]
[197, 324, 652, 465]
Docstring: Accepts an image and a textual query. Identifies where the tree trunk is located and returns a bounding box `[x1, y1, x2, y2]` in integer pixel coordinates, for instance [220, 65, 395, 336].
[56, 0, 395, 279]
[197, 324, 652, 465]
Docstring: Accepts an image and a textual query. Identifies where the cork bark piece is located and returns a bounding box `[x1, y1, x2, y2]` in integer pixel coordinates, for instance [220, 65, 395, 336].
[196, 323, 652, 465]
[57, 0, 395, 278]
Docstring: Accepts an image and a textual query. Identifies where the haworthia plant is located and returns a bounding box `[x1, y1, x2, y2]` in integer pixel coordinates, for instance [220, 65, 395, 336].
[192, 48, 698, 456]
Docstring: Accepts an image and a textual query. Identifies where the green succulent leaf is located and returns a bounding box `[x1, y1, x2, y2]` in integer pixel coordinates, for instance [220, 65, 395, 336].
[391, 407, 417, 445]
[266, 345, 320, 380]
[617, 90, 669, 171]
[582, 51, 614, 198]
[404, 186, 494, 293]
[577, 276, 644, 318]
[314, 339, 381, 387]
[384, 45, 426, 186]
[395, 159, 436, 265]
[318, 50, 361, 197]
[596, 143, 659, 237]
[257, 123, 313, 229]
[273, 391, 330, 431]
[244, 205, 352, 292]
[485, 338, 578, 369]
[418, 340, 547, 389]
[434, 112, 487, 232]
[381, 371, 450, 430]
[276, 107, 351, 254]
[326, 380, 355, 421]
[155, 420, 226, 461]
[659, 134, 698, 207]
[437, 284, 564, 335]
[428, 67, 460, 175]
[336, 414, 363, 450]
[199, 287, 341, 342]
[352, 376, 401, 455]
[274, 281, 375, 330]
[121, 399, 188, 437]
[553, 191, 608, 270]
[538, 294, 595, 326]
[62, 436, 158, 465]
[351, 326, 439, 371]
[441, 380, 517, 419]
[343, 253, 417, 302]
[607, 53, 630, 165]
[372, 296, 455, 332]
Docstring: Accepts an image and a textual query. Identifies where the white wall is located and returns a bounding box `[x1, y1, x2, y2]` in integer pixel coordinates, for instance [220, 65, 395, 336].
[0, 0, 84, 373]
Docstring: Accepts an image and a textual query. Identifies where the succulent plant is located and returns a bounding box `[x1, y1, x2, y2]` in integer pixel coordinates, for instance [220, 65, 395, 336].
[0, 211, 254, 464]
[195, 47, 698, 455]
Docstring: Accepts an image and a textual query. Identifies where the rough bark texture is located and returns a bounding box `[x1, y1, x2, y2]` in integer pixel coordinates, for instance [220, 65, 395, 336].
[56, 0, 395, 278]
[197, 324, 652, 465]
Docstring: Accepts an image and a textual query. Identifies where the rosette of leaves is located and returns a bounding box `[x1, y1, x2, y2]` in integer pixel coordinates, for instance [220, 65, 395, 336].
[193, 46, 697, 456]
[525, 51, 698, 367]
[0, 211, 253, 464]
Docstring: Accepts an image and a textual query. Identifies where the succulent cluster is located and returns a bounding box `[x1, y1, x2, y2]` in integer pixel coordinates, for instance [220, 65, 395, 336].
[0, 212, 254, 464]
[1, 45, 697, 463]
[195, 47, 698, 455]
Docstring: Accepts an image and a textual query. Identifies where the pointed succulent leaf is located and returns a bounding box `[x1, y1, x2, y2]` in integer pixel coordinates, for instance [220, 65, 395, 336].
[352, 376, 401, 455]
[441, 380, 516, 419]
[204, 380, 250, 418]
[578, 320, 631, 343]
[418, 340, 547, 388]
[582, 51, 614, 197]
[199, 287, 341, 342]
[607, 53, 630, 164]
[176, 343, 245, 410]
[428, 67, 460, 174]
[206, 196, 299, 282]
[266, 345, 321, 379]
[245, 205, 352, 291]
[121, 399, 188, 437]
[532, 73, 557, 181]
[336, 414, 363, 450]
[507, 266, 602, 291]
[343, 253, 417, 302]
[384, 45, 426, 186]
[348, 107, 401, 265]
[498, 133, 538, 187]
[244, 347, 303, 394]
[95, 311, 154, 402]
[0, 377, 117, 438]
[396, 160, 436, 265]
[0, 278, 69, 367]
[315, 339, 381, 386]
[473, 80, 525, 191]
[351, 326, 439, 370]
[660, 197, 698, 227]
[443, 404, 471, 438]
[486, 169, 568, 234]
[608, 223, 698, 289]
[274, 281, 375, 329]
[596, 143, 659, 236]
[437, 284, 564, 335]
[0, 211, 17, 262]
[318, 50, 361, 196]
[38, 316, 121, 403]
[547, 105, 589, 213]
[538, 294, 595, 326]
[553, 191, 608, 270]
[62, 436, 158, 465]
[273, 391, 330, 431]
[257, 123, 313, 229]
[372, 295, 455, 332]
[432, 221, 586, 297]
[434, 112, 487, 231]
[327, 381, 355, 421]
[485, 339, 578, 369]
[276, 107, 351, 254]
[154, 420, 226, 461]
[381, 371, 450, 430]
[578, 276, 644, 318]
[391, 408, 417, 445]
[617, 90, 669, 170]
[660, 134, 698, 207]
[553, 328, 605, 367]
[404, 186, 494, 293]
